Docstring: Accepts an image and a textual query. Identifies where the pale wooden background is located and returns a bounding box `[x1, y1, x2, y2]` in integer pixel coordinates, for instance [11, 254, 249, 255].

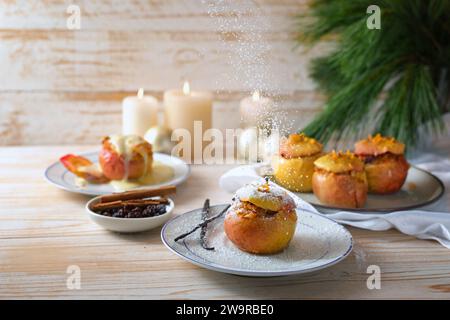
[0, 0, 327, 145]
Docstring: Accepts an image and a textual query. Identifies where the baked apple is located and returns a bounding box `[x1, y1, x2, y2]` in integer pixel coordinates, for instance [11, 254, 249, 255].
[224, 181, 297, 254]
[272, 133, 323, 192]
[354, 134, 409, 194]
[99, 135, 153, 181]
[312, 151, 368, 208]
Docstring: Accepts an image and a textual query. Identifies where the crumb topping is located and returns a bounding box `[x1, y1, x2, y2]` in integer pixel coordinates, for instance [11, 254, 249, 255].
[355, 133, 405, 156]
[314, 151, 364, 173]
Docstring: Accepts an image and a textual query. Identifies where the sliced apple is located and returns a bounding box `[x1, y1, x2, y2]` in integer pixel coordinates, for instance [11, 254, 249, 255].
[60, 154, 109, 184]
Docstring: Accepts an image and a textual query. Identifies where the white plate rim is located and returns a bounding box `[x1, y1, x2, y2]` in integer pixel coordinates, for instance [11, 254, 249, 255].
[161, 205, 353, 277]
[44, 151, 190, 196]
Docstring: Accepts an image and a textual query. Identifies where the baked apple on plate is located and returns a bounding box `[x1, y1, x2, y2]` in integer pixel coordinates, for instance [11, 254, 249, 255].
[224, 181, 297, 254]
[99, 135, 153, 180]
[60, 134, 153, 183]
[354, 134, 409, 194]
[312, 151, 368, 209]
[271, 133, 323, 192]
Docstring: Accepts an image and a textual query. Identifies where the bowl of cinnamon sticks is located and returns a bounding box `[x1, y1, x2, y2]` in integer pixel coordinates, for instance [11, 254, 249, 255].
[86, 186, 176, 233]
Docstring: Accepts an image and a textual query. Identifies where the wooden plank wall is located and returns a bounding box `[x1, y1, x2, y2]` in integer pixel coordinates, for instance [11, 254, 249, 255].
[0, 0, 328, 145]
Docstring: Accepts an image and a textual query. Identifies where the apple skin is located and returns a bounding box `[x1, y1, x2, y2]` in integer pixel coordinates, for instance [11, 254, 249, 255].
[98, 141, 153, 181]
[272, 154, 320, 192]
[363, 154, 409, 194]
[60, 154, 109, 183]
[224, 207, 297, 254]
[312, 170, 368, 208]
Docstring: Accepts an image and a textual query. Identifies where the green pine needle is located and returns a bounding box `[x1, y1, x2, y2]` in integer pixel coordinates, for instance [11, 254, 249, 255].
[297, 0, 450, 149]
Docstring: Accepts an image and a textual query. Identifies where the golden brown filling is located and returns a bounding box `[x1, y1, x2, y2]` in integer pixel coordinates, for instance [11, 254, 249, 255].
[279, 133, 323, 159]
[280, 151, 321, 160]
[314, 167, 366, 182]
[355, 134, 405, 156]
[314, 150, 364, 173]
[234, 201, 278, 218]
[358, 152, 402, 164]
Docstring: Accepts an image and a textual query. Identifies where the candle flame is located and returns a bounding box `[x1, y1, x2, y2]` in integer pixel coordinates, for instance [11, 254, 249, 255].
[137, 88, 144, 99]
[183, 81, 190, 95]
[252, 90, 260, 101]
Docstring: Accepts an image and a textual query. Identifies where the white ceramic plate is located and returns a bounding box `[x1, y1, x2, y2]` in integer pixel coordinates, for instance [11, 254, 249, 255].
[260, 166, 445, 213]
[86, 196, 174, 233]
[161, 205, 353, 277]
[45, 151, 190, 196]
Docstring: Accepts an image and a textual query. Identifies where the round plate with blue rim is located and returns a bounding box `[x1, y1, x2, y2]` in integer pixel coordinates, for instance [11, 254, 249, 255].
[161, 205, 353, 277]
[44, 151, 190, 196]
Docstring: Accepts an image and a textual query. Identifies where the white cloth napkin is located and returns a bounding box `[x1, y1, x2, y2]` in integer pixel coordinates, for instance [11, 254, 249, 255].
[219, 116, 450, 248]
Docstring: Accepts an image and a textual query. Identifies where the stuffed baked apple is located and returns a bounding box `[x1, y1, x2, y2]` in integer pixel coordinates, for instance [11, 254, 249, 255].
[312, 151, 368, 208]
[354, 134, 409, 194]
[99, 135, 153, 181]
[272, 133, 323, 192]
[224, 181, 297, 254]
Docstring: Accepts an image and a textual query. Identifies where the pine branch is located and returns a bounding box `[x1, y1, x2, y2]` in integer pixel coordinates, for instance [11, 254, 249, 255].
[377, 65, 444, 147]
[297, 0, 450, 149]
[303, 60, 397, 143]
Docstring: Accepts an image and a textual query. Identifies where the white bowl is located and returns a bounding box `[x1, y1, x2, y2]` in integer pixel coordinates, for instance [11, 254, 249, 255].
[86, 196, 174, 233]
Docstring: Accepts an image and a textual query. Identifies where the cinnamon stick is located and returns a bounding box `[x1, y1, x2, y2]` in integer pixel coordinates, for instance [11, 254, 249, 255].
[99, 186, 176, 203]
[126, 198, 169, 206]
[91, 200, 123, 211]
[92, 198, 169, 211]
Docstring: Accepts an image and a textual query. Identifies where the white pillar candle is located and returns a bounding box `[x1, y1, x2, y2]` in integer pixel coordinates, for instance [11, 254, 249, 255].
[240, 90, 274, 129]
[122, 88, 159, 137]
[164, 81, 213, 160]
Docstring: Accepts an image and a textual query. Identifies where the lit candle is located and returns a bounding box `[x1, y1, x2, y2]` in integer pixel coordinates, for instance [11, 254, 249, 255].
[122, 88, 159, 137]
[240, 90, 274, 129]
[164, 81, 213, 160]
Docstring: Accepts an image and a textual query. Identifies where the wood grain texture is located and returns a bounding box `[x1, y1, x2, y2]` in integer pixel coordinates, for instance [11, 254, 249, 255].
[1, 146, 450, 299]
[0, 26, 328, 92]
[0, 0, 321, 93]
[0, 91, 323, 145]
[0, 0, 309, 31]
[0, 0, 331, 145]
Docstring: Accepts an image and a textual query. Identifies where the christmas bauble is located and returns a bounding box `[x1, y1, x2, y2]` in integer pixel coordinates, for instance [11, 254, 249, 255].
[144, 126, 174, 154]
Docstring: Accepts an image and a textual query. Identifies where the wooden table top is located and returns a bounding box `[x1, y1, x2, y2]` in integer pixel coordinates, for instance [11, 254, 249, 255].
[1, 145, 450, 299]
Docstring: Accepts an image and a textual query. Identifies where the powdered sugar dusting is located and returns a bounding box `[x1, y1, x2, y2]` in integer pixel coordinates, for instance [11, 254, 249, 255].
[234, 181, 295, 210]
[200, 0, 295, 135]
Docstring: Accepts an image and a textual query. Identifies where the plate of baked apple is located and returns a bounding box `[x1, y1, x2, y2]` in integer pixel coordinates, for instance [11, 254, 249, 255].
[162, 181, 353, 277]
[45, 134, 190, 196]
[270, 133, 444, 212]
